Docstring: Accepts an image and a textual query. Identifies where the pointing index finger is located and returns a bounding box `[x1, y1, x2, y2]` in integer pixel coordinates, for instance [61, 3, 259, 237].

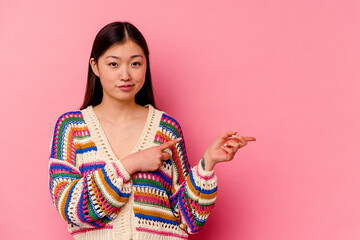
[244, 137, 256, 141]
[158, 138, 182, 150]
[230, 135, 257, 142]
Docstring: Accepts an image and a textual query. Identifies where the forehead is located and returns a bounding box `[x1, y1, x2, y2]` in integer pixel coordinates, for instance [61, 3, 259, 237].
[103, 40, 145, 57]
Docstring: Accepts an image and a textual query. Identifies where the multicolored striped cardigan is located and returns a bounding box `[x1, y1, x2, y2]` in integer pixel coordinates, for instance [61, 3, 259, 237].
[48, 104, 218, 240]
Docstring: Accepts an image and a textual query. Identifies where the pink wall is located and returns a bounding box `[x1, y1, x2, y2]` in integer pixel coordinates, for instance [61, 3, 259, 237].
[1, 0, 359, 239]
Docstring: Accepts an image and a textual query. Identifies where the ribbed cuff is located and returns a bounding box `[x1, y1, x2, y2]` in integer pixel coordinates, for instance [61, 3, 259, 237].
[112, 160, 131, 182]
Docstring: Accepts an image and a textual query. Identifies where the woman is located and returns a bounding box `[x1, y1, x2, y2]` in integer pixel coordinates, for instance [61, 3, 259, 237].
[48, 21, 256, 240]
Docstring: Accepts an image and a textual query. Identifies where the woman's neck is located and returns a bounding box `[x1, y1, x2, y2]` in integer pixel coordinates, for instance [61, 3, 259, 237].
[93, 96, 143, 124]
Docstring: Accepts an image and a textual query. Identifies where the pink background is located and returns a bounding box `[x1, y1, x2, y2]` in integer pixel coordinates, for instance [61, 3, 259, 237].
[1, 0, 359, 239]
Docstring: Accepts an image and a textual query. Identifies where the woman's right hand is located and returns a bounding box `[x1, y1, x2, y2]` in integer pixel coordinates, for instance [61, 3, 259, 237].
[121, 137, 182, 175]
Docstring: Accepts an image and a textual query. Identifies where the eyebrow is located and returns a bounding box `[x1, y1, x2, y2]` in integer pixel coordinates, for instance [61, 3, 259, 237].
[105, 55, 143, 59]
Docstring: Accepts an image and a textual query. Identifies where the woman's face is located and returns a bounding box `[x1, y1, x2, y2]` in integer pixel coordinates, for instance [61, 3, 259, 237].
[90, 40, 147, 104]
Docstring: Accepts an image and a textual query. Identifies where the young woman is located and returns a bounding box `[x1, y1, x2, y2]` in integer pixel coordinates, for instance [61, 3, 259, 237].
[48, 21, 256, 240]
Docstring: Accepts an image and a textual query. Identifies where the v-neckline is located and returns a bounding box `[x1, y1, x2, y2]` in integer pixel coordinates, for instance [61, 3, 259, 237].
[86, 104, 154, 161]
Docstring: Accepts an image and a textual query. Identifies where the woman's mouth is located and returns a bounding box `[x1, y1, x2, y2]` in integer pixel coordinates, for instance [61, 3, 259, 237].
[118, 84, 134, 91]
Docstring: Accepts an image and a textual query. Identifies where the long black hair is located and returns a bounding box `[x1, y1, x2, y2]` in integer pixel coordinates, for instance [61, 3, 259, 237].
[80, 21, 156, 110]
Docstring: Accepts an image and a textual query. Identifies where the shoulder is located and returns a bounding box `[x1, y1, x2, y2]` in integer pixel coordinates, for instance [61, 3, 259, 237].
[50, 109, 87, 159]
[53, 110, 85, 129]
[154, 108, 184, 138]
[51, 109, 87, 138]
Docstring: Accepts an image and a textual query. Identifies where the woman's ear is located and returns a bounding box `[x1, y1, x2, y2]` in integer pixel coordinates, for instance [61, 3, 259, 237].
[89, 58, 99, 77]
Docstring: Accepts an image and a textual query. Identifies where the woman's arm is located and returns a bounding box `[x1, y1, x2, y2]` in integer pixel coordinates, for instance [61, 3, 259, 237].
[162, 114, 256, 234]
[159, 114, 218, 234]
[48, 111, 132, 228]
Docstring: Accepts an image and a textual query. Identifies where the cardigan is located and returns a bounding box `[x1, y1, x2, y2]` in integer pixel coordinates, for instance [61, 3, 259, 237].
[48, 104, 218, 240]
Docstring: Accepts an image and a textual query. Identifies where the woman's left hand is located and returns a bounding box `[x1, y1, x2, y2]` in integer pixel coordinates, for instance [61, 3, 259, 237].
[202, 131, 256, 171]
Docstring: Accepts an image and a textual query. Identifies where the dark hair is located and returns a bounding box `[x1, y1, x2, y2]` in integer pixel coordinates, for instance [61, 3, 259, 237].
[80, 21, 156, 110]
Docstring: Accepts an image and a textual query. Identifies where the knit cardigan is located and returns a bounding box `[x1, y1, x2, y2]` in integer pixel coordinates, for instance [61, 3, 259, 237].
[48, 104, 218, 240]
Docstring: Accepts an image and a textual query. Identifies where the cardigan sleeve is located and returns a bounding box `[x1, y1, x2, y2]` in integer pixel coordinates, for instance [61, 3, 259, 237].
[48, 111, 132, 228]
[160, 114, 218, 234]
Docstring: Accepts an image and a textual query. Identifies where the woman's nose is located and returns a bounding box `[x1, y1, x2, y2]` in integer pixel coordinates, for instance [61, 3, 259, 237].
[119, 66, 131, 81]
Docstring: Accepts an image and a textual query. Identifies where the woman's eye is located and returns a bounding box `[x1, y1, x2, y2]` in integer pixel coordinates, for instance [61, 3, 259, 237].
[109, 62, 118, 67]
[131, 62, 141, 67]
